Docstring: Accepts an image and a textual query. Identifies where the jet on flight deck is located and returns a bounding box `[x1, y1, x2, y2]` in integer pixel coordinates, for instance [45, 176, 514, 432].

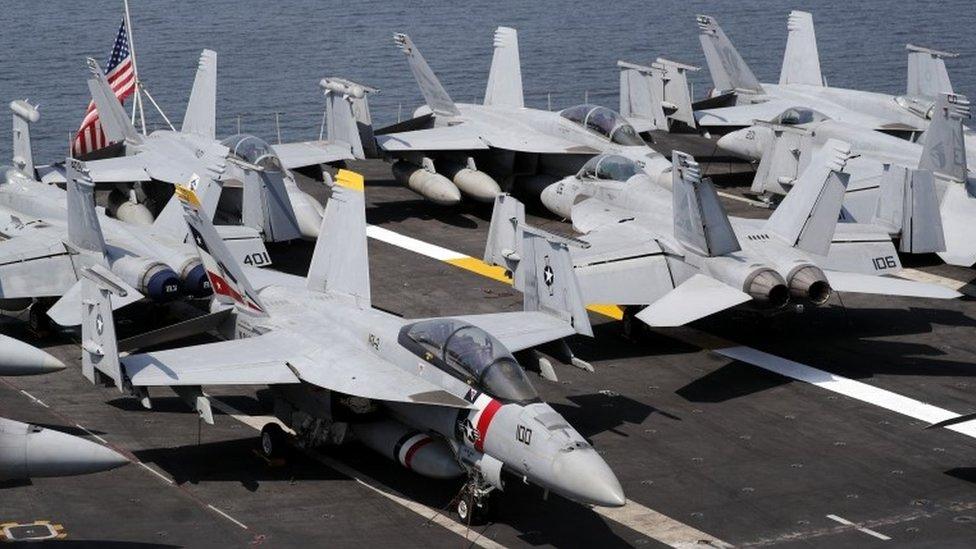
[36, 51, 371, 242]
[487, 147, 959, 335]
[374, 27, 672, 205]
[76, 170, 625, 523]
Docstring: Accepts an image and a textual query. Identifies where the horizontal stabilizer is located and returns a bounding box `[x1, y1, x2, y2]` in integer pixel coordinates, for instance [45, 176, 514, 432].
[825, 271, 961, 299]
[484, 27, 524, 109]
[672, 151, 740, 257]
[49, 268, 142, 327]
[764, 139, 851, 256]
[518, 226, 593, 338]
[636, 274, 750, 327]
[779, 11, 823, 86]
[874, 165, 945, 254]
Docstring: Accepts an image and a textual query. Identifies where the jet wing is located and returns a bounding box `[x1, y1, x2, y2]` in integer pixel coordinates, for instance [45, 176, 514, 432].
[695, 101, 792, 127]
[571, 197, 636, 233]
[453, 311, 576, 353]
[37, 156, 151, 184]
[124, 331, 474, 408]
[481, 129, 602, 155]
[0, 233, 76, 298]
[271, 141, 355, 170]
[376, 124, 490, 152]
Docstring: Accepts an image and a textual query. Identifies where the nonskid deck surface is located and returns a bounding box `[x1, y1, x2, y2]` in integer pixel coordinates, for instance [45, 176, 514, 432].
[2, 160, 976, 548]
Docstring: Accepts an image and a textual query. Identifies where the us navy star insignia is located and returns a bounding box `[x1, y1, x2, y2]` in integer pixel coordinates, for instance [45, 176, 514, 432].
[95, 313, 104, 335]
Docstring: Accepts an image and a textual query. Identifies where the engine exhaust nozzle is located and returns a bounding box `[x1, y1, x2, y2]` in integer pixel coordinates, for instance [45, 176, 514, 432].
[788, 265, 831, 305]
[744, 269, 790, 308]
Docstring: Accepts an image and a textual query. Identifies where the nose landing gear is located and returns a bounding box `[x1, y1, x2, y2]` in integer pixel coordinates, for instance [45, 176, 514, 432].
[455, 476, 497, 525]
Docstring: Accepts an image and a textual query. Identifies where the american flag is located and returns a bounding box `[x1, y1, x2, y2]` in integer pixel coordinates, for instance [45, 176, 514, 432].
[72, 19, 137, 157]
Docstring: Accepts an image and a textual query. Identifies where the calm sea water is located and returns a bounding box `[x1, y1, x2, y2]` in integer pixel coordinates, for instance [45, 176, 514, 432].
[1, 0, 974, 163]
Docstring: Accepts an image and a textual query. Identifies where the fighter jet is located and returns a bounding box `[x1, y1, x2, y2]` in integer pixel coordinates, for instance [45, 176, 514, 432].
[0, 100, 270, 328]
[37, 51, 370, 241]
[488, 146, 958, 336]
[621, 10, 970, 162]
[77, 170, 624, 522]
[0, 336, 127, 483]
[718, 93, 976, 266]
[374, 27, 672, 205]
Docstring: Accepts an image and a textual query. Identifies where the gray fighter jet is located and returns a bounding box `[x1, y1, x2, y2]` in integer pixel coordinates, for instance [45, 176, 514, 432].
[622, 10, 971, 162]
[0, 101, 271, 328]
[374, 27, 672, 205]
[37, 51, 369, 241]
[0, 336, 127, 483]
[77, 170, 624, 522]
[718, 93, 976, 266]
[488, 147, 958, 335]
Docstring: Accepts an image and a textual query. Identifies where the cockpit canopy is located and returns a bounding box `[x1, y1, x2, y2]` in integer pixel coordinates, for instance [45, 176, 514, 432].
[399, 319, 538, 403]
[578, 154, 641, 181]
[559, 104, 645, 146]
[221, 134, 283, 172]
[773, 107, 830, 126]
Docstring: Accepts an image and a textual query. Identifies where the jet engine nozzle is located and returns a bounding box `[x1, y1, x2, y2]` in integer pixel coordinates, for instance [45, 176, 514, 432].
[788, 264, 831, 305]
[744, 268, 790, 308]
[109, 255, 181, 303]
[183, 263, 213, 298]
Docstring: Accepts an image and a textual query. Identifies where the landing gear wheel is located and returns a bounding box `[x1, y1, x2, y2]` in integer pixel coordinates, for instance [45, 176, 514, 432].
[456, 486, 494, 525]
[621, 305, 647, 341]
[28, 299, 52, 337]
[260, 423, 288, 459]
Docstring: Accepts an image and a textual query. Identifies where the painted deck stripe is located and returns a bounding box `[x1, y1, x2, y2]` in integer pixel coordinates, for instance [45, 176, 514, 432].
[364, 227, 976, 441]
[138, 461, 174, 485]
[594, 502, 733, 548]
[826, 514, 891, 541]
[209, 399, 506, 549]
[207, 504, 249, 530]
[898, 268, 976, 297]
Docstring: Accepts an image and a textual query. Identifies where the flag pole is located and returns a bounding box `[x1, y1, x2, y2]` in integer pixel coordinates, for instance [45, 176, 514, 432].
[123, 0, 147, 134]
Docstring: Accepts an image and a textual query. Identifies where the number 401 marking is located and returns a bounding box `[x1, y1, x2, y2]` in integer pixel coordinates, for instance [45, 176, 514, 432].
[243, 252, 270, 266]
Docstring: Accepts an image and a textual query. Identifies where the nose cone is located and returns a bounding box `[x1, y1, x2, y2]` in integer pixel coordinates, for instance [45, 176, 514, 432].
[25, 425, 129, 478]
[539, 178, 576, 219]
[716, 126, 771, 161]
[552, 447, 626, 508]
[0, 335, 65, 376]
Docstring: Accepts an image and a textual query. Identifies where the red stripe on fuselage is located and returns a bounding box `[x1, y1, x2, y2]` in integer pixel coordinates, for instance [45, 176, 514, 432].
[474, 399, 502, 452]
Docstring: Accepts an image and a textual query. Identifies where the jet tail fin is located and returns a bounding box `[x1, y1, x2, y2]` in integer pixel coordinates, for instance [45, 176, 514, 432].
[672, 151, 740, 257]
[86, 58, 141, 146]
[696, 15, 763, 94]
[618, 59, 698, 131]
[181, 50, 217, 140]
[764, 139, 852, 256]
[81, 265, 127, 392]
[484, 193, 526, 274]
[65, 158, 107, 257]
[517, 226, 592, 337]
[151, 174, 223, 238]
[874, 165, 946, 253]
[484, 26, 524, 109]
[919, 93, 970, 188]
[750, 124, 811, 196]
[320, 78, 378, 160]
[393, 33, 461, 117]
[305, 170, 370, 306]
[907, 44, 957, 99]
[175, 184, 268, 316]
[10, 100, 39, 176]
[779, 11, 824, 86]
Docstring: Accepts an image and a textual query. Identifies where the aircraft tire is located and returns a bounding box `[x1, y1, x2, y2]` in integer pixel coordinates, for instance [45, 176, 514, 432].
[260, 423, 288, 459]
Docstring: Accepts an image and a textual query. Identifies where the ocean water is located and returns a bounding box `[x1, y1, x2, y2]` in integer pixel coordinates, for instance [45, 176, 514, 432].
[1, 0, 973, 164]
